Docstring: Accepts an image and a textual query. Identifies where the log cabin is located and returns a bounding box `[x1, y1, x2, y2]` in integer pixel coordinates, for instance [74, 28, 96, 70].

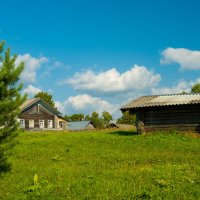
[18, 98, 67, 130]
[121, 94, 200, 133]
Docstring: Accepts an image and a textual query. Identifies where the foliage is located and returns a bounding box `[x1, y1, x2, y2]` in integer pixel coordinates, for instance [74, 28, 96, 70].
[65, 111, 113, 128]
[90, 111, 105, 129]
[0, 130, 200, 199]
[180, 91, 188, 94]
[25, 173, 49, 198]
[0, 41, 26, 174]
[34, 91, 55, 108]
[64, 111, 113, 128]
[191, 83, 200, 93]
[84, 114, 91, 121]
[117, 110, 136, 125]
[64, 113, 84, 122]
[102, 111, 112, 128]
[82, 111, 113, 129]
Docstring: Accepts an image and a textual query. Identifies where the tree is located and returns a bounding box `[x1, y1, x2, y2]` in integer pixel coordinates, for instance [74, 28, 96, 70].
[0, 41, 26, 173]
[84, 114, 91, 121]
[180, 91, 188, 94]
[102, 111, 112, 128]
[71, 114, 84, 121]
[34, 91, 55, 108]
[117, 111, 136, 125]
[83, 111, 113, 128]
[90, 112, 104, 129]
[191, 83, 200, 93]
[64, 113, 84, 122]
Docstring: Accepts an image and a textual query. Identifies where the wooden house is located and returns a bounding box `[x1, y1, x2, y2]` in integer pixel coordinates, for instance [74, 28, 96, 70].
[19, 98, 67, 130]
[121, 94, 200, 133]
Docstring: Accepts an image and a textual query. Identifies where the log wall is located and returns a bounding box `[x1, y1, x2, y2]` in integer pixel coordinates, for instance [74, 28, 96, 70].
[19, 105, 55, 129]
[133, 104, 200, 133]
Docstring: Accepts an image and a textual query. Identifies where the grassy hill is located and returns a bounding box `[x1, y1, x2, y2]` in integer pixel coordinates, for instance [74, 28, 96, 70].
[0, 130, 200, 199]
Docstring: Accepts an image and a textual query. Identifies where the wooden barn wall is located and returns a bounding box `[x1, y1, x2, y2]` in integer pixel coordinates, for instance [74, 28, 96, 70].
[131, 104, 200, 132]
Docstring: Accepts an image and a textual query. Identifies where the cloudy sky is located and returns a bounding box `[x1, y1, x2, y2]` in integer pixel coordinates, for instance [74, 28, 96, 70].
[1, 0, 200, 118]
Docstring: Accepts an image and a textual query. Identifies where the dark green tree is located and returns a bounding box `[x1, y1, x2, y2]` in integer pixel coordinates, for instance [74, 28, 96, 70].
[0, 41, 26, 173]
[90, 112, 104, 129]
[102, 111, 112, 128]
[64, 113, 84, 122]
[84, 114, 91, 121]
[179, 91, 188, 94]
[71, 114, 84, 121]
[191, 83, 200, 93]
[34, 91, 55, 108]
[117, 111, 136, 125]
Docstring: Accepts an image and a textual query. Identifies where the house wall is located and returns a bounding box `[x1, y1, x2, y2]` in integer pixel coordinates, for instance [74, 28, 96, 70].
[19, 105, 55, 129]
[20, 114, 55, 129]
[54, 115, 59, 129]
[132, 104, 200, 133]
[57, 117, 68, 130]
[61, 121, 67, 130]
[85, 123, 94, 130]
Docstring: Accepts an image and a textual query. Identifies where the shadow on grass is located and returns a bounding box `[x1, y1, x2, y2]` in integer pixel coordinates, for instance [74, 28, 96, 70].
[0, 131, 19, 177]
[0, 151, 11, 176]
[108, 130, 138, 136]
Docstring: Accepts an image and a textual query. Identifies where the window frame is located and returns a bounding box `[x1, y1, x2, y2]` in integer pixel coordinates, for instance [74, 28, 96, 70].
[59, 121, 63, 128]
[48, 120, 53, 128]
[19, 119, 25, 128]
[39, 119, 45, 128]
[29, 119, 34, 129]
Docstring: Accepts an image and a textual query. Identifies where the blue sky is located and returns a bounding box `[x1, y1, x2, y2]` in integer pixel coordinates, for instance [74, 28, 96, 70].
[1, 0, 200, 118]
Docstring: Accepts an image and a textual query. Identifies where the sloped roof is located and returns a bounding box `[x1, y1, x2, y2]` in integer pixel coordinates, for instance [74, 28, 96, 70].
[20, 98, 61, 115]
[20, 98, 40, 110]
[121, 93, 200, 110]
[68, 121, 93, 131]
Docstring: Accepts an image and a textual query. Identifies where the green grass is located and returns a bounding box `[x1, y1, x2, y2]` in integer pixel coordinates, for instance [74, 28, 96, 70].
[0, 130, 200, 199]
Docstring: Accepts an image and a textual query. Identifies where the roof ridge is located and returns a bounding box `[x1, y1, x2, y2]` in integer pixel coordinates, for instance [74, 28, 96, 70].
[137, 93, 200, 99]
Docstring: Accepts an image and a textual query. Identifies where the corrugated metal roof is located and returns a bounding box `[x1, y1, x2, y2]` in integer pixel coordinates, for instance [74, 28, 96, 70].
[121, 94, 200, 110]
[68, 121, 93, 131]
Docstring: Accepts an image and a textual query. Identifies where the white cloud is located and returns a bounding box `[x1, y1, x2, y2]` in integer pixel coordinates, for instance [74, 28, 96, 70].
[53, 61, 63, 67]
[55, 94, 117, 116]
[15, 54, 48, 83]
[23, 85, 42, 97]
[152, 78, 200, 95]
[61, 65, 161, 94]
[161, 47, 200, 70]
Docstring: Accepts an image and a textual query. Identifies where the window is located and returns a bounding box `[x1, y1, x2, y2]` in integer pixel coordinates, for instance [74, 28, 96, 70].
[48, 120, 53, 128]
[39, 120, 44, 128]
[19, 119, 25, 128]
[59, 121, 63, 128]
[29, 120, 34, 128]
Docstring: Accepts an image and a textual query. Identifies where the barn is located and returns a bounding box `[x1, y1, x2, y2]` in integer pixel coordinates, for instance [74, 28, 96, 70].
[121, 94, 200, 133]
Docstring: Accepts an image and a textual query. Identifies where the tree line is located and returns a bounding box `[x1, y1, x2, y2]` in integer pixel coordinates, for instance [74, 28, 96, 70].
[64, 110, 136, 129]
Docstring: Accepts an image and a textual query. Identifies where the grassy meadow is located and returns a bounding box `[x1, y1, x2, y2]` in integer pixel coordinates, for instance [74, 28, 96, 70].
[0, 130, 200, 199]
